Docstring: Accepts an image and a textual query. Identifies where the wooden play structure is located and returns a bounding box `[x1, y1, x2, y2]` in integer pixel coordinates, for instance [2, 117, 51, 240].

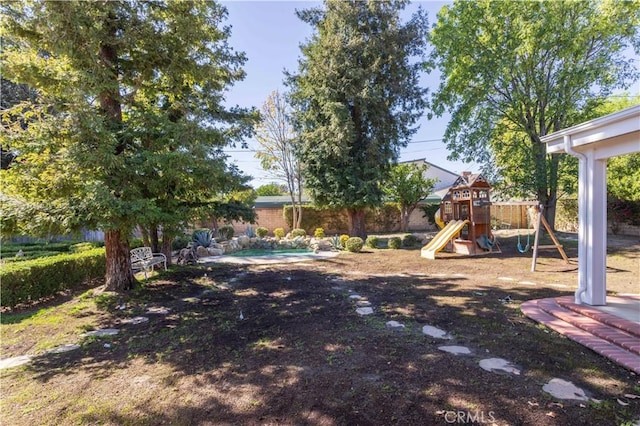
[422, 172, 499, 259]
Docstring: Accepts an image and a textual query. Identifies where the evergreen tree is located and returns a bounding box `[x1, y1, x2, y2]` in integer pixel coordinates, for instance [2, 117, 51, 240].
[1, 1, 256, 290]
[287, 0, 429, 238]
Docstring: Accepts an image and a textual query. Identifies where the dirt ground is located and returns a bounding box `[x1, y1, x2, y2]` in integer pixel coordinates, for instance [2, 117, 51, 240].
[1, 232, 639, 425]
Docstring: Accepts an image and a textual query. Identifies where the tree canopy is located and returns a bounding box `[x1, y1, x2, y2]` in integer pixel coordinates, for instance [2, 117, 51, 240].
[254, 90, 304, 228]
[287, 0, 429, 238]
[383, 163, 437, 232]
[1, 0, 256, 289]
[429, 0, 640, 227]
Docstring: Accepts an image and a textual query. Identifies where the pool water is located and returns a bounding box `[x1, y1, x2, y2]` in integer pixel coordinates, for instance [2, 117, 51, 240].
[228, 248, 313, 257]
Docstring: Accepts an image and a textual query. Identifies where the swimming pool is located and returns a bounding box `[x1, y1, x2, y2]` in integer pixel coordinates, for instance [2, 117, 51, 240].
[228, 248, 313, 257]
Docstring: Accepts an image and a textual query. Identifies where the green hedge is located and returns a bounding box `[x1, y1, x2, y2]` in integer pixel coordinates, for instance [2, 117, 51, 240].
[1, 248, 106, 308]
[283, 203, 400, 234]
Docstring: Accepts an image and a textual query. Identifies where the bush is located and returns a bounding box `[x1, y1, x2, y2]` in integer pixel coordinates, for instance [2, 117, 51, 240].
[365, 235, 379, 249]
[274, 228, 285, 239]
[217, 225, 234, 241]
[1, 248, 106, 308]
[339, 234, 350, 248]
[245, 226, 256, 238]
[314, 227, 325, 238]
[172, 234, 191, 251]
[402, 234, 419, 247]
[388, 237, 401, 249]
[345, 237, 364, 253]
[256, 226, 269, 238]
[70, 241, 104, 253]
[291, 228, 307, 238]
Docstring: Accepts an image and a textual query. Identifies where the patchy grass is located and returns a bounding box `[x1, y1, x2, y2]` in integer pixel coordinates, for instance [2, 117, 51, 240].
[1, 237, 638, 425]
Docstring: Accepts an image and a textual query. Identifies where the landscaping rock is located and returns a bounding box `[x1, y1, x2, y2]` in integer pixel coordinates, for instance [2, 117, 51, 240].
[0, 355, 32, 370]
[356, 307, 374, 315]
[237, 235, 250, 248]
[422, 325, 452, 339]
[122, 316, 149, 325]
[543, 378, 590, 401]
[438, 345, 471, 355]
[47, 344, 81, 354]
[356, 300, 371, 307]
[196, 246, 210, 257]
[386, 320, 405, 330]
[82, 328, 120, 337]
[207, 248, 224, 256]
[146, 307, 170, 315]
[479, 358, 521, 375]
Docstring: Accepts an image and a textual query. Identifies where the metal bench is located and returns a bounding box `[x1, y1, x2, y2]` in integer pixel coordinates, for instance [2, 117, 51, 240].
[130, 247, 167, 279]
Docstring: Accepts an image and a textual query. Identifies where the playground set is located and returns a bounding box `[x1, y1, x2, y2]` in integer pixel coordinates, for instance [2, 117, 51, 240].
[422, 172, 569, 268]
[422, 172, 497, 259]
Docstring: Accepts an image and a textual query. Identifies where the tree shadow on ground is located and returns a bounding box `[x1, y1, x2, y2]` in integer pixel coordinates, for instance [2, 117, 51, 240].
[18, 256, 638, 426]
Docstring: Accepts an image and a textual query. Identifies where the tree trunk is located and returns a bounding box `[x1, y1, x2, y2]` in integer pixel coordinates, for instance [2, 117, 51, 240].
[161, 232, 173, 266]
[347, 208, 367, 239]
[104, 229, 135, 291]
[139, 225, 151, 248]
[400, 207, 411, 232]
[151, 226, 159, 253]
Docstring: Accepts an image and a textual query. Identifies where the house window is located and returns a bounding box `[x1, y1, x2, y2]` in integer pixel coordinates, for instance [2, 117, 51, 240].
[444, 202, 452, 214]
[453, 191, 460, 200]
[462, 190, 470, 198]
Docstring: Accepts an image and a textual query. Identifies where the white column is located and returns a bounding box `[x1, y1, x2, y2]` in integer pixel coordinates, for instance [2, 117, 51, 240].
[582, 149, 607, 305]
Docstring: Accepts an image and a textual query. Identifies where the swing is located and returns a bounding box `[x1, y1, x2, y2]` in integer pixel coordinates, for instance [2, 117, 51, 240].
[517, 206, 532, 253]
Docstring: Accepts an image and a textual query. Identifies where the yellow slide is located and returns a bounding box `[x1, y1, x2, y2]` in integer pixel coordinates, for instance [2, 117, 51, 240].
[421, 220, 470, 260]
[434, 208, 445, 230]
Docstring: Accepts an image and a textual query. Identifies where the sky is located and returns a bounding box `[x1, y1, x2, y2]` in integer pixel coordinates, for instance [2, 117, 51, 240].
[219, 0, 478, 188]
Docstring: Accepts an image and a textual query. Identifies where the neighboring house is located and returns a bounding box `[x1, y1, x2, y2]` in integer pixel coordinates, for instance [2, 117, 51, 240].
[399, 158, 460, 199]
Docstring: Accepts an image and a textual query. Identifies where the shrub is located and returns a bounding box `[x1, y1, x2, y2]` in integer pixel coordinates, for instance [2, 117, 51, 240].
[339, 234, 350, 248]
[402, 234, 419, 247]
[314, 227, 325, 238]
[330, 235, 342, 250]
[217, 225, 234, 241]
[1, 248, 106, 308]
[345, 237, 364, 253]
[365, 235, 379, 249]
[274, 228, 285, 239]
[256, 227, 269, 238]
[245, 226, 256, 238]
[172, 234, 191, 251]
[388, 237, 401, 249]
[70, 241, 104, 253]
[192, 229, 213, 247]
[291, 228, 307, 238]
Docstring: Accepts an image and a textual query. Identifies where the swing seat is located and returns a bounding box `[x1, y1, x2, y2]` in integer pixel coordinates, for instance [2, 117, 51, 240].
[477, 234, 499, 251]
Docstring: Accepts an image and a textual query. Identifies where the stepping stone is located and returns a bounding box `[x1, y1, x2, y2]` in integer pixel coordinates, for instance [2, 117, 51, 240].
[356, 307, 374, 315]
[82, 328, 119, 337]
[479, 358, 521, 375]
[543, 378, 590, 401]
[181, 297, 200, 303]
[356, 300, 371, 307]
[386, 321, 405, 330]
[146, 307, 170, 315]
[46, 344, 80, 354]
[438, 345, 472, 355]
[422, 325, 452, 339]
[498, 276, 515, 281]
[349, 295, 363, 300]
[0, 355, 32, 370]
[122, 316, 149, 325]
[519, 281, 536, 286]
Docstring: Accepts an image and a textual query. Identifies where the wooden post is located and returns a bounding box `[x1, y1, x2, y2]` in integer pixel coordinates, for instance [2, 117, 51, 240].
[531, 205, 542, 272]
[531, 205, 570, 272]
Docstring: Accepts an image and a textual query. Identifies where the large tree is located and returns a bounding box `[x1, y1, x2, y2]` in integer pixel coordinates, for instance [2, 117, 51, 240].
[287, 0, 429, 238]
[1, 1, 255, 290]
[429, 0, 640, 228]
[383, 163, 437, 232]
[254, 90, 304, 229]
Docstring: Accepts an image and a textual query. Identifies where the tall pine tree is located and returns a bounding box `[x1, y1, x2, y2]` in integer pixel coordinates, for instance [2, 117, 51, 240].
[287, 0, 429, 238]
[1, 1, 256, 290]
